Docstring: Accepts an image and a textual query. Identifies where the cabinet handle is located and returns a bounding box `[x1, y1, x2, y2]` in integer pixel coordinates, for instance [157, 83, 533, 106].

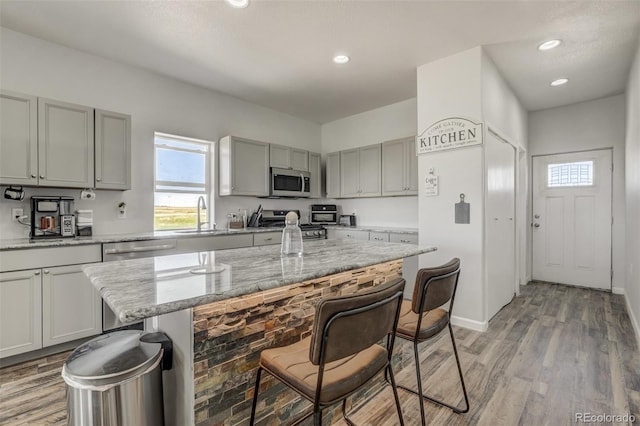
[231, 186, 235, 190]
[31, 174, 36, 179]
[400, 239, 410, 243]
[264, 238, 272, 241]
[43, 269, 50, 274]
[96, 177, 101, 182]
[34, 271, 41, 276]
[40, 175, 45, 179]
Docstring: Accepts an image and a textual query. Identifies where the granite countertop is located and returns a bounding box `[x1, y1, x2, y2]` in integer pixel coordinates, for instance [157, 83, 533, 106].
[0, 227, 287, 251]
[84, 239, 436, 323]
[324, 225, 418, 234]
[0, 225, 419, 250]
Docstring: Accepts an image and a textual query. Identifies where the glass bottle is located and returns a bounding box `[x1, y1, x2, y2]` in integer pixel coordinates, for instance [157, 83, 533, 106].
[281, 211, 303, 256]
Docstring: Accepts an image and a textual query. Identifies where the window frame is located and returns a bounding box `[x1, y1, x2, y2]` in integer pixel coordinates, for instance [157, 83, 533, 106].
[153, 132, 214, 231]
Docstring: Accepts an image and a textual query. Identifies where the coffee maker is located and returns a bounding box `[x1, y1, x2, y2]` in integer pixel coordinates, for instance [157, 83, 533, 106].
[30, 196, 76, 239]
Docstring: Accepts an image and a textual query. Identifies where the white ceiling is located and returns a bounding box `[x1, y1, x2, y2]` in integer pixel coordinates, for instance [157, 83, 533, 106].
[1, 1, 638, 124]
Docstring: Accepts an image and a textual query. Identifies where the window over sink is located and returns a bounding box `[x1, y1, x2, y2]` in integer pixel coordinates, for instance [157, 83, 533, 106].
[154, 133, 213, 230]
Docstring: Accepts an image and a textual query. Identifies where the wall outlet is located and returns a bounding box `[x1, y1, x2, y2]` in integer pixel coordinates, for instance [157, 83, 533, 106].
[11, 208, 23, 221]
[81, 190, 96, 200]
[117, 204, 126, 219]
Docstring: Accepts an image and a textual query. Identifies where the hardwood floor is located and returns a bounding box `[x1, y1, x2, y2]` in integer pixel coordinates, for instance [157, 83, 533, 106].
[1, 281, 638, 425]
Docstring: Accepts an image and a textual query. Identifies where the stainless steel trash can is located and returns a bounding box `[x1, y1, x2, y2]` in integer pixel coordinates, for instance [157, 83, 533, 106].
[62, 330, 173, 426]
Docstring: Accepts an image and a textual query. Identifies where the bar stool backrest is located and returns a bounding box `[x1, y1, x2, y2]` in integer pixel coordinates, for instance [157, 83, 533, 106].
[411, 258, 461, 314]
[309, 278, 406, 365]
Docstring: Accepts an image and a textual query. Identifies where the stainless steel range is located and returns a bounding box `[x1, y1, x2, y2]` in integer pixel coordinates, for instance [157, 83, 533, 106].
[260, 209, 327, 240]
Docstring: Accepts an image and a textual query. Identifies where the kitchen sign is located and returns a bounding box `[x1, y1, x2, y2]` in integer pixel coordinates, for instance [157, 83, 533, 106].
[416, 117, 483, 155]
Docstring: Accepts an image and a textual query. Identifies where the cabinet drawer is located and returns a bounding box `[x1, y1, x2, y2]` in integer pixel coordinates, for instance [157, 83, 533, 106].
[176, 234, 253, 253]
[0, 244, 102, 272]
[333, 229, 369, 241]
[389, 233, 418, 245]
[369, 232, 389, 242]
[253, 232, 281, 246]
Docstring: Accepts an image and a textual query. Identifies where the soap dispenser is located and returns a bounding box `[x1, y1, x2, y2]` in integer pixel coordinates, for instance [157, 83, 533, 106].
[281, 211, 303, 256]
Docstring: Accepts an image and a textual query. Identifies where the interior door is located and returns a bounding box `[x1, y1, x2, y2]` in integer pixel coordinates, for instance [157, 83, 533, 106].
[532, 150, 612, 290]
[486, 132, 516, 320]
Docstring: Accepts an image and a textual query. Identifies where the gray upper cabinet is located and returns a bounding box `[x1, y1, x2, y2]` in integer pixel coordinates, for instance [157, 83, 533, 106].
[340, 144, 381, 198]
[0, 90, 38, 186]
[95, 109, 131, 190]
[270, 144, 309, 171]
[38, 98, 94, 188]
[382, 136, 418, 196]
[308, 152, 321, 198]
[219, 136, 270, 196]
[325, 151, 341, 198]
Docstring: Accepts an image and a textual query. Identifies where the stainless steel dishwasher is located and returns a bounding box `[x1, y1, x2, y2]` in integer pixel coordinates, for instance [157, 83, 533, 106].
[102, 239, 178, 331]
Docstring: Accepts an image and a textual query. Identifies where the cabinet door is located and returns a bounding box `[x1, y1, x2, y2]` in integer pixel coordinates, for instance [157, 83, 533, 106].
[326, 152, 341, 198]
[308, 152, 322, 198]
[0, 269, 42, 358]
[369, 232, 389, 242]
[0, 91, 38, 186]
[38, 98, 94, 188]
[389, 233, 418, 244]
[340, 149, 360, 197]
[95, 109, 131, 190]
[219, 136, 269, 196]
[406, 138, 419, 195]
[382, 138, 406, 196]
[42, 264, 101, 347]
[270, 144, 291, 169]
[358, 144, 382, 197]
[291, 149, 309, 171]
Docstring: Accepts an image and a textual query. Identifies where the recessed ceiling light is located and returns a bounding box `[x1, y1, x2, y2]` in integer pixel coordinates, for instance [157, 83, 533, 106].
[538, 39, 562, 51]
[225, 0, 249, 8]
[550, 78, 569, 87]
[333, 55, 350, 65]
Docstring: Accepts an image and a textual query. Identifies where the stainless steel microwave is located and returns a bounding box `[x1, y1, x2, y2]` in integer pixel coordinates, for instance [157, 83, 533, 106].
[271, 168, 310, 197]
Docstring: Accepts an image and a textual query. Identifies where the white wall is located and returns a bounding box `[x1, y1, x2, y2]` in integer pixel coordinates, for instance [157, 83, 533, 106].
[0, 28, 321, 238]
[528, 95, 627, 293]
[625, 38, 640, 341]
[417, 47, 486, 329]
[321, 98, 419, 228]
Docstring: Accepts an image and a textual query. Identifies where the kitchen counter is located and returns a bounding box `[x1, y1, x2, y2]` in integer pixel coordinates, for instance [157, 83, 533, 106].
[84, 239, 436, 323]
[0, 227, 290, 251]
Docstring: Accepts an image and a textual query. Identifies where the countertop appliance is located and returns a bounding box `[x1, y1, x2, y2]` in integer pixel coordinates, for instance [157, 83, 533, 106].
[270, 168, 310, 198]
[310, 204, 339, 225]
[102, 239, 178, 331]
[30, 196, 75, 239]
[261, 209, 327, 240]
[339, 214, 357, 227]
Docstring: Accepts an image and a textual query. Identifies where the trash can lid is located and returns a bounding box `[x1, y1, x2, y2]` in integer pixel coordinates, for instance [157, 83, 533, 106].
[62, 330, 163, 387]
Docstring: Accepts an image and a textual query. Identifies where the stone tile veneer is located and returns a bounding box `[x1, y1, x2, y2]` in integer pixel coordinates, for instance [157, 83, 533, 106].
[192, 259, 413, 425]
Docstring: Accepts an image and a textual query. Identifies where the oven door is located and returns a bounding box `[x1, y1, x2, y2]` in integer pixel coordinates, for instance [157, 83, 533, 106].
[310, 211, 338, 225]
[271, 168, 310, 197]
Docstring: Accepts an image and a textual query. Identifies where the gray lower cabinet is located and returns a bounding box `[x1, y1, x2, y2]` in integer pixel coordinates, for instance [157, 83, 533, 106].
[327, 229, 369, 241]
[253, 232, 281, 246]
[42, 264, 102, 347]
[369, 231, 389, 242]
[95, 109, 131, 190]
[0, 269, 42, 358]
[219, 136, 270, 196]
[0, 90, 38, 186]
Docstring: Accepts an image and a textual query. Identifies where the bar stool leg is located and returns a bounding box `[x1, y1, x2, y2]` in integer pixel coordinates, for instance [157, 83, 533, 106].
[249, 367, 263, 425]
[386, 365, 406, 426]
[341, 399, 355, 426]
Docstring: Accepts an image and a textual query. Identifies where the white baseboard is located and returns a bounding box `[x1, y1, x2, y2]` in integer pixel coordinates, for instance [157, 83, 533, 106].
[612, 286, 625, 295]
[451, 315, 488, 332]
[624, 293, 640, 346]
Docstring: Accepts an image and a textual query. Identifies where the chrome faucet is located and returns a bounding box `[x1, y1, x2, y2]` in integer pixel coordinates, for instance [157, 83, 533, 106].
[196, 196, 208, 232]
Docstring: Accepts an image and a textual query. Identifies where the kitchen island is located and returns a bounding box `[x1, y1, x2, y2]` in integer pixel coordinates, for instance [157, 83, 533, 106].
[83, 239, 436, 425]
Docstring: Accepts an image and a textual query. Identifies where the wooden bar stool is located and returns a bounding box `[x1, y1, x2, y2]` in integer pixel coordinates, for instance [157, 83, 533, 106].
[393, 258, 469, 425]
[249, 278, 407, 426]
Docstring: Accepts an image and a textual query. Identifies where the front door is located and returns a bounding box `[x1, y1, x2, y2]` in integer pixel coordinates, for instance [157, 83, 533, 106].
[532, 150, 612, 290]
